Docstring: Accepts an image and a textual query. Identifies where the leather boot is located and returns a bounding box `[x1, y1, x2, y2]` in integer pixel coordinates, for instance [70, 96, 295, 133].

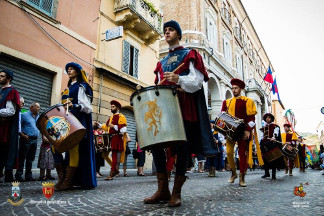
[144, 173, 171, 204]
[168, 175, 187, 207]
[272, 169, 276, 180]
[289, 169, 293, 176]
[54, 163, 65, 190]
[228, 169, 237, 183]
[59, 166, 77, 190]
[285, 167, 288, 174]
[105, 170, 119, 180]
[261, 169, 270, 178]
[239, 173, 247, 187]
[209, 167, 216, 177]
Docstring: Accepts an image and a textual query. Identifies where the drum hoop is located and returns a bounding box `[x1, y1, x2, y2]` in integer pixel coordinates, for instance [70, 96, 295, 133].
[130, 85, 177, 102]
[36, 104, 64, 128]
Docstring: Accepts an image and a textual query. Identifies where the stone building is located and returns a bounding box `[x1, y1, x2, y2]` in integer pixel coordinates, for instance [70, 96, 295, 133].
[160, 0, 273, 130]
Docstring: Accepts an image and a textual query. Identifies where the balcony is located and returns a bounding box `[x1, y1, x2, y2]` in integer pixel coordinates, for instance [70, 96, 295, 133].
[221, 7, 231, 26]
[114, 0, 163, 44]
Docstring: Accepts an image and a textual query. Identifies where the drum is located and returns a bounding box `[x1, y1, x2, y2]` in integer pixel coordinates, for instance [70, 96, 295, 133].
[130, 85, 187, 150]
[214, 112, 245, 142]
[36, 104, 86, 153]
[261, 141, 283, 162]
[282, 143, 298, 159]
[94, 134, 110, 152]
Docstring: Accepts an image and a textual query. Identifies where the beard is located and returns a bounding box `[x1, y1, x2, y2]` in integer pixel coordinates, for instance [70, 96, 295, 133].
[111, 109, 117, 114]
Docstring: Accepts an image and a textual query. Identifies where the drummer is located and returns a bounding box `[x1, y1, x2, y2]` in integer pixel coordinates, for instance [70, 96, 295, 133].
[259, 113, 284, 180]
[144, 20, 217, 207]
[281, 123, 298, 176]
[52, 62, 97, 190]
[221, 78, 262, 187]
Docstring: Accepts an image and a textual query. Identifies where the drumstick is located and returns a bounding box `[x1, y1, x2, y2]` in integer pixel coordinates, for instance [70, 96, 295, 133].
[66, 99, 69, 116]
[157, 63, 185, 85]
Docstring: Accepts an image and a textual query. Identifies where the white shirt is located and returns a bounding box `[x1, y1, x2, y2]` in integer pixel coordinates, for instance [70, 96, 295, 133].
[71, 81, 93, 114]
[0, 84, 16, 117]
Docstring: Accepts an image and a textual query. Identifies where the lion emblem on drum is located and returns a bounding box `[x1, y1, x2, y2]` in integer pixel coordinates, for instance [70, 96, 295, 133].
[46, 116, 70, 141]
[143, 99, 162, 136]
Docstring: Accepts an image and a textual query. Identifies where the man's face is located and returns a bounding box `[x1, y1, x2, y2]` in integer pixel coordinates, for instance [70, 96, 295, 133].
[20, 99, 25, 109]
[111, 104, 118, 114]
[265, 116, 272, 123]
[284, 126, 290, 133]
[67, 67, 78, 80]
[0, 72, 10, 86]
[164, 27, 179, 45]
[231, 85, 242, 97]
[31, 103, 40, 115]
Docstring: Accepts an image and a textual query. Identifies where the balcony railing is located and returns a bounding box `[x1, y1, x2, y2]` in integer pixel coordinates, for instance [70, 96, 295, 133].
[221, 7, 231, 26]
[114, 0, 163, 44]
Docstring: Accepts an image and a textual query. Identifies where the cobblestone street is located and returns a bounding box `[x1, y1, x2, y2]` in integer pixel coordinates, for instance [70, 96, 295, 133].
[0, 168, 322, 216]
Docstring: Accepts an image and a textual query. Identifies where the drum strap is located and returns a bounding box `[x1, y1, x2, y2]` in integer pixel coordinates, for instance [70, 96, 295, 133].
[248, 127, 264, 167]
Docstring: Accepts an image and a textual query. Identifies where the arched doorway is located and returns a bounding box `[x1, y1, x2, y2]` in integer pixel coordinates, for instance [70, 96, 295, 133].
[225, 89, 233, 99]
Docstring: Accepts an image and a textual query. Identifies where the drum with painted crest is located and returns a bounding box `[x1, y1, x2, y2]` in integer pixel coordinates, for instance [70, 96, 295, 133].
[282, 143, 298, 159]
[36, 104, 86, 153]
[94, 134, 110, 152]
[214, 112, 245, 142]
[130, 85, 187, 150]
[261, 140, 283, 162]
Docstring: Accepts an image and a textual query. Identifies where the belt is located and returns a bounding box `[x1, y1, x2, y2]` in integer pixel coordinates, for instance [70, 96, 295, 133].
[110, 133, 122, 137]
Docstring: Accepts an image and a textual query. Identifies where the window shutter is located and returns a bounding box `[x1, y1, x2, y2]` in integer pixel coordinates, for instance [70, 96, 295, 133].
[133, 48, 139, 78]
[122, 40, 130, 74]
[29, 0, 40, 6]
[41, 0, 54, 14]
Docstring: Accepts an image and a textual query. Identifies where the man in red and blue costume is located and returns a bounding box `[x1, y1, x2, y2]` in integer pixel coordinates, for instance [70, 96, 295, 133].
[144, 20, 217, 207]
[0, 69, 20, 183]
[221, 78, 263, 187]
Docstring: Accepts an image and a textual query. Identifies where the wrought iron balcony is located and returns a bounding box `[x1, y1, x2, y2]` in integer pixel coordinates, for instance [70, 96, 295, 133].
[221, 7, 231, 26]
[114, 0, 163, 44]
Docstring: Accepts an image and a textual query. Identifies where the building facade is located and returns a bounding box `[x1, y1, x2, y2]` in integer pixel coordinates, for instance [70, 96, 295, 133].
[93, 0, 162, 168]
[0, 0, 100, 108]
[272, 99, 285, 131]
[160, 0, 273, 131]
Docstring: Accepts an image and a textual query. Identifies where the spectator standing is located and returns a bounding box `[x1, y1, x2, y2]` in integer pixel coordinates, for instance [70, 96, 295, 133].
[15, 102, 40, 181]
[37, 135, 55, 180]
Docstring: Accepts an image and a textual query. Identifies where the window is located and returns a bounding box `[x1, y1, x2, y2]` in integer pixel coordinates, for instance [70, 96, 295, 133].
[236, 54, 243, 78]
[122, 40, 139, 78]
[27, 0, 55, 17]
[207, 21, 218, 48]
[223, 35, 232, 65]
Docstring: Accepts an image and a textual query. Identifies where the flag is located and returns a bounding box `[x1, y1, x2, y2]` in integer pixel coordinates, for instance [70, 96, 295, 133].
[271, 77, 278, 94]
[264, 66, 274, 84]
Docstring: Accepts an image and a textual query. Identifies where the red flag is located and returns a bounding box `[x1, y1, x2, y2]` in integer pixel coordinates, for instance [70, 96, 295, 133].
[264, 66, 274, 84]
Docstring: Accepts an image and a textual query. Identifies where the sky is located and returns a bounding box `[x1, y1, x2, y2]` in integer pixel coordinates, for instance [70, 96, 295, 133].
[241, 0, 324, 133]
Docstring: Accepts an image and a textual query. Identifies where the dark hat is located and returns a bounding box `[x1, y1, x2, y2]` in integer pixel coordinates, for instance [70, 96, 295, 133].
[65, 62, 82, 73]
[163, 20, 182, 40]
[1, 69, 14, 81]
[110, 100, 122, 109]
[230, 78, 245, 89]
[283, 123, 291, 128]
[263, 113, 275, 122]
[210, 120, 215, 124]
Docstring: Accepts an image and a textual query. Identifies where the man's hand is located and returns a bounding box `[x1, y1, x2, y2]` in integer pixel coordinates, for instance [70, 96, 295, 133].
[108, 123, 114, 128]
[21, 133, 29, 141]
[243, 131, 250, 140]
[164, 72, 179, 83]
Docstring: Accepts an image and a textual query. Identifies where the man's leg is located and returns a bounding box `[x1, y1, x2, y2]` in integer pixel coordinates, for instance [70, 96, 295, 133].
[25, 140, 37, 180]
[237, 139, 249, 187]
[226, 140, 237, 183]
[144, 147, 170, 204]
[15, 141, 27, 181]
